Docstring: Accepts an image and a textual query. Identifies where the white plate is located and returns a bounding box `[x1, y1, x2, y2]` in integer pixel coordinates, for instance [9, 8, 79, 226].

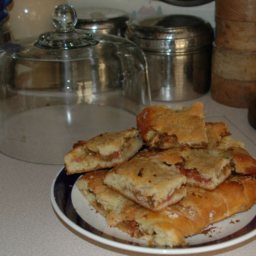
[51, 115, 256, 254]
[51, 169, 256, 255]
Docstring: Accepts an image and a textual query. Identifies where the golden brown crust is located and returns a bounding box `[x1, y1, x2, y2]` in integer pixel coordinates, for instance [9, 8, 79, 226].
[77, 170, 256, 248]
[162, 176, 256, 238]
[230, 147, 256, 175]
[77, 170, 186, 247]
[76, 170, 136, 226]
[138, 148, 184, 166]
[206, 122, 231, 148]
[67, 101, 256, 248]
[64, 128, 143, 175]
[104, 151, 187, 211]
[179, 148, 232, 190]
[136, 102, 208, 149]
[206, 122, 256, 175]
[141, 147, 233, 190]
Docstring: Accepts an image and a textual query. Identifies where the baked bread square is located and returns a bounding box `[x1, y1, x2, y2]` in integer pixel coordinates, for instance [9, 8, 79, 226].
[179, 148, 233, 190]
[76, 170, 186, 247]
[206, 122, 256, 175]
[64, 128, 143, 175]
[137, 102, 208, 149]
[77, 170, 256, 248]
[104, 151, 187, 211]
[205, 122, 231, 149]
[140, 146, 233, 190]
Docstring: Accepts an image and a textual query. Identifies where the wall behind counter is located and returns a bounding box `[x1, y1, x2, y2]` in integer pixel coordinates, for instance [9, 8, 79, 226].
[68, 0, 215, 27]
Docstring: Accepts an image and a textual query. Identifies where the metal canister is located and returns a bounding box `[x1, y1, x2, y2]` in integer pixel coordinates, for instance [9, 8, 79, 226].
[76, 7, 129, 37]
[127, 15, 213, 101]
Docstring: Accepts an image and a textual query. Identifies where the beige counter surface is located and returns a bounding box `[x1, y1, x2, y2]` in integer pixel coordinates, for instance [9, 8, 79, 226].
[0, 95, 255, 256]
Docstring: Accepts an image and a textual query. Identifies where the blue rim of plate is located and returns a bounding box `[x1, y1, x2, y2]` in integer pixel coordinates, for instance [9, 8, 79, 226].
[50, 168, 256, 255]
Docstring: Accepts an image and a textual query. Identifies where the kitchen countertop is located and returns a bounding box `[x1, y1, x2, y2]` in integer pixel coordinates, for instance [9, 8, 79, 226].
[0, 94, 255, 256]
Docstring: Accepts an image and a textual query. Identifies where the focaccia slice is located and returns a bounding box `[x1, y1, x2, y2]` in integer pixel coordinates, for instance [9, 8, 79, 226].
[104, 150, 186, 211]
[64, 128, 143, 175]
[142, 146, 232, 190]
[77, 170, 256, 248]
[136, 102, 208, 149]
[179, 148, 233, 190]
[206, 122, 256, 175]
[76, 170, 136, 227]
[77, 170, 186, 247]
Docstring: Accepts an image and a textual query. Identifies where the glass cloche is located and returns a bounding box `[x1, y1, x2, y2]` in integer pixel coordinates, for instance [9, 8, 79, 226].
[0, 4, 151, 164]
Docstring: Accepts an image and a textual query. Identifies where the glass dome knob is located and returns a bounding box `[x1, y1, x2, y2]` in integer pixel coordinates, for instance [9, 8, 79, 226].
[52, 4, 78, 33]
[35, 4, 98, 49]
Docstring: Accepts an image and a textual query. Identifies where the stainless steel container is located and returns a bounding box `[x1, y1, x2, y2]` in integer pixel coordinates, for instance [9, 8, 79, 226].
[76, 8, 129, 37]
[127, 15, 213, 101]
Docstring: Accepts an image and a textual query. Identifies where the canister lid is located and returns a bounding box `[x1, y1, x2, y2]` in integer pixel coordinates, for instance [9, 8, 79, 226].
[127, 15, 213, 52]
[76, 8, 129, 31]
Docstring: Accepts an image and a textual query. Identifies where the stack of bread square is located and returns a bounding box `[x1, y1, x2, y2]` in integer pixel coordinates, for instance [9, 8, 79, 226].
[64, 102, 256, 247]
